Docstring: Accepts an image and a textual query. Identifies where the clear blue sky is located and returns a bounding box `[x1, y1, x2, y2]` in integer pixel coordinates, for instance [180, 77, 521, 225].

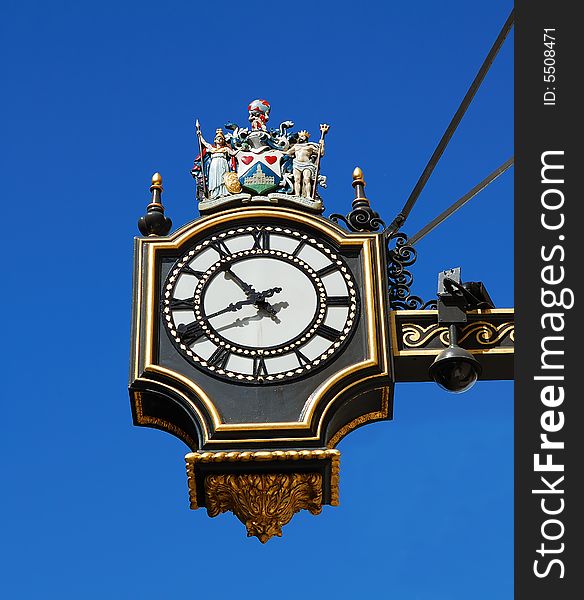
[1, 1, 513, 598]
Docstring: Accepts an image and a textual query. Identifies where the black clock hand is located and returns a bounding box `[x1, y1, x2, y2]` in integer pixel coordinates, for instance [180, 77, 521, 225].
[223, 264, 284, 302]
[256, 287, 282, 300]
[223, 268, 256, 296]
[214, 301, 289, 333]
[257, 302, 278, 317]
[205, 298, 256, 319]
[206, 287, 283, 319]
[250, 287, 282, 317]
[254, 299, 289, 322]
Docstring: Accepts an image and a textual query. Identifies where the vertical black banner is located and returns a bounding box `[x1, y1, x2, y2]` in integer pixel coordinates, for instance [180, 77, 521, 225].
[516, 2, 582, 598]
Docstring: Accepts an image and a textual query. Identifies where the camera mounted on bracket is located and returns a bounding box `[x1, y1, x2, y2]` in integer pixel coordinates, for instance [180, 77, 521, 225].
[430, 268, 495, 393]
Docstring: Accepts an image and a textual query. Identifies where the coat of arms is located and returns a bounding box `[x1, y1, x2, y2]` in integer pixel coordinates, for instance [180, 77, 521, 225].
[191, 99, 329, 214]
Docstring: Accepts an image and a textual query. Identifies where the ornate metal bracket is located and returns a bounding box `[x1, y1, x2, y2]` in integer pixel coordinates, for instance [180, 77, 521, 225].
[330, 167, 435, 310]
[386, 231, 437, 310]
[330, 167, 385, 232]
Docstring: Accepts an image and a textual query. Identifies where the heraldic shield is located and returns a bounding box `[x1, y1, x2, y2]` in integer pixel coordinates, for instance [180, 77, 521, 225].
[237, 149, 284, 195]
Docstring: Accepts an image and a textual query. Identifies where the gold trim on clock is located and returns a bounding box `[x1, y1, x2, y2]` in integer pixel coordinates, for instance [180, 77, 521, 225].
[185, 448, 341, 510]
[390, 308, 515, 358]
[326, 386, 390, 449]
[132, 238, 144, 381]
[133, 391, 197, 449]
[130, 206, 390, 444]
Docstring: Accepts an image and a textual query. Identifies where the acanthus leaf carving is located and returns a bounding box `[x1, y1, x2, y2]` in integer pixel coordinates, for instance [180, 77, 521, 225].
[205, 473, 323, 543]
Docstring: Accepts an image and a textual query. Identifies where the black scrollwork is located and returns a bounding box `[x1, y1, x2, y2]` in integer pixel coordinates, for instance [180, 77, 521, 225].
[330, 203, 385, 233]
[386, 232, 437, 310]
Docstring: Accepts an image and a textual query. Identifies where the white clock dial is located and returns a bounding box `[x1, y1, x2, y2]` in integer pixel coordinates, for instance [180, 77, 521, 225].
[162, 225, 359, 383]
[202, 256, 317, 348]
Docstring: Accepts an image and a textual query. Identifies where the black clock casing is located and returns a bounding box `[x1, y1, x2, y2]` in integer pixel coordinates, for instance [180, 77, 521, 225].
[129, 206, 393, 451]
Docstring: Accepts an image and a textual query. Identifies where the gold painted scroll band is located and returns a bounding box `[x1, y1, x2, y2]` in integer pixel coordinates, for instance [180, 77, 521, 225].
[390, 309, 514, 382]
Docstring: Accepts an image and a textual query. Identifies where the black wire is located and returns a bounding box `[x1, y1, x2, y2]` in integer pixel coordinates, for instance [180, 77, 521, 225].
[387, 9, 515, 235]
[408, 157, 514, 246]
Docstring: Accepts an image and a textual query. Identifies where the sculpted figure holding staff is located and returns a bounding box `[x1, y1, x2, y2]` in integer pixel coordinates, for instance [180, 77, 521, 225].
[198, 128, 238, 199]
[286, 125, 329, 198]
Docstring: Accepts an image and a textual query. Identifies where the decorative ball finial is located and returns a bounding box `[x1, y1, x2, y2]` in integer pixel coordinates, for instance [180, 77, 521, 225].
[138, 171, 172, 237]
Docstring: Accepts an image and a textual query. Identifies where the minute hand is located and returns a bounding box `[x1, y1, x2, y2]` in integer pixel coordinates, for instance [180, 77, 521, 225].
[207, 286, 284, 320]
[206, 299, 255, 319]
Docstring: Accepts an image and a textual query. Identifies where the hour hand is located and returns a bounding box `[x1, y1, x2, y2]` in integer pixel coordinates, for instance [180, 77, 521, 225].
[252, 287, 282, 317]
[257, 302, 278, 317]
[223, 268, 256, 296]
[257, 287, 282, 300]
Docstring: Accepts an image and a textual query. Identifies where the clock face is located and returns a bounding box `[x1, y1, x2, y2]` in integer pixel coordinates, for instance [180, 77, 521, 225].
[161, 225, 359, 384]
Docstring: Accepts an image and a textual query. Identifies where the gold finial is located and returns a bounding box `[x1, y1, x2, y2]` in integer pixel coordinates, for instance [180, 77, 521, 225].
[353, 167, 365, 191]
[351, 166, 369, 206]
[352, 167, 365, 188]
[150, 172, 164, 204]
[139, 171, 172, 236]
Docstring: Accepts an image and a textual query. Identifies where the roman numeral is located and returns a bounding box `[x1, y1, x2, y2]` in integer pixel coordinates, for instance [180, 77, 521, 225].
[326, 295, 351, 306]
[210, 240, 232, 258]
[181, 266, 206, 278]
[253, 356, 268, 378]
[177, 321, 205, 345]
[170, 297, 196, 310]
[208, 347, 230, 369]
[294, 349, 311, 366]
[316, 263, 338, 277]
[292, 240, 306, 257]
[315, 324, 342, 342]
[252, 229, 270, 250]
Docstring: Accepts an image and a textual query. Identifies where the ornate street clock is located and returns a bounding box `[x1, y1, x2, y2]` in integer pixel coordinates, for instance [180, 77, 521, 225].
[131, 198, 392, 541]
[130, 99, 514, 542]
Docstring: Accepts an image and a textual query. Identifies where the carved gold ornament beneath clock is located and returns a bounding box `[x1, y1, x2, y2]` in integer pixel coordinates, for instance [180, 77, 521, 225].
[205, 473, 323, 543]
